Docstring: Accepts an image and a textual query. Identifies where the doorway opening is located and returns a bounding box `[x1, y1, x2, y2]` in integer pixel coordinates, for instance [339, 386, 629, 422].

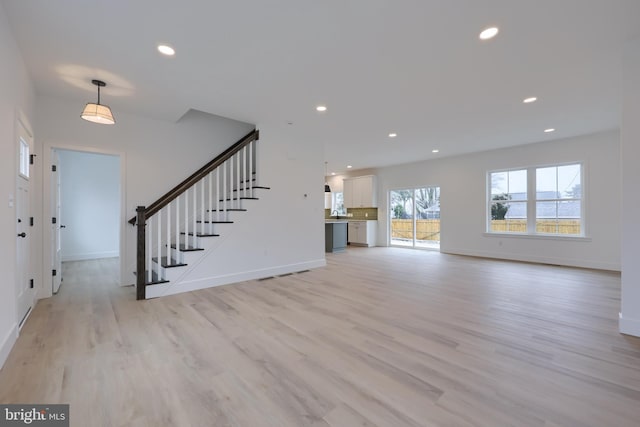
[389, 186, 440, 250]
[51, 149, 121, 294]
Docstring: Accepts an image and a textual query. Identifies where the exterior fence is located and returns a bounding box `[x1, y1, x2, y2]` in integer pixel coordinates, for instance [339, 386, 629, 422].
[390, 218, 581, 240]
[489, 219, 581, 234]
[391, 219, 440, 241]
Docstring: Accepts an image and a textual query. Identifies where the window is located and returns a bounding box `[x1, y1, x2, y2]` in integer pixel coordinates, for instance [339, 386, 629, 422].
[331, 192, 345, 215]
[19, 137, 29, 178]
[536, 164, 581, 235]
[487, 163, 584, 236]
[489, 169, 527, 232]
[488, 163, 583, 236]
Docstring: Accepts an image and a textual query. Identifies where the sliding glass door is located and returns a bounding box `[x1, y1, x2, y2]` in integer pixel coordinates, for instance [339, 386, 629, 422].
[390, 187, 440, 249]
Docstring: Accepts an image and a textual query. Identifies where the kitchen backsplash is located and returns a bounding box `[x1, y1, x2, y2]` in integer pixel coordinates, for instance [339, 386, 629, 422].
[348, 207, 378, 220]
[325, 208, 378, 220]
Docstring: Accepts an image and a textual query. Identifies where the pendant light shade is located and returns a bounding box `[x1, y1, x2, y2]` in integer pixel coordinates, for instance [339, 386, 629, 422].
[81, 80, 115, 125]
[324, 162, 331, 193]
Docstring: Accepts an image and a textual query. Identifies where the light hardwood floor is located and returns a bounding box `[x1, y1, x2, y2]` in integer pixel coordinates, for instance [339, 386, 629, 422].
[1, 248, 639, 426]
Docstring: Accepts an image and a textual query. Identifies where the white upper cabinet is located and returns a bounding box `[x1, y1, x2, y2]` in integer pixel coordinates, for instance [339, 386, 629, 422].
[343, 175, 377, 208]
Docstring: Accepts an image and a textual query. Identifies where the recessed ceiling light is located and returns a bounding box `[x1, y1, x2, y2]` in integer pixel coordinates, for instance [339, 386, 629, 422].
[479, 27, 499, 40]
[347, 165, 353, 169]
[331, 172, 336, 176]
[523, 97, 537, 104]
[388, 133, 397, 138]
[544, 128, 555, 133]
[316, 105, 327, 112]
[157, 44, 175, 56]
[432, 149, 439, 153]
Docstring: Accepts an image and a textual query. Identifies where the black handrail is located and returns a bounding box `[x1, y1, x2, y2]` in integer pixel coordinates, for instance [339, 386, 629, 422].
[128, 129, 259, 226]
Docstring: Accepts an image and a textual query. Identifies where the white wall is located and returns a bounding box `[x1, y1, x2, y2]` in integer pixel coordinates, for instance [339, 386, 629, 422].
[620, 38, 640, 337]
[0, 3, 36, 367]
[36, 98, 255, 295]
[59, 150, 120, 261]
[373, 130, 621, 271]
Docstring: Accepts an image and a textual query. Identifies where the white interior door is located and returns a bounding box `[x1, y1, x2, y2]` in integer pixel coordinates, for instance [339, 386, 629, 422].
[16, 122, 35, 328]
[52, 149, 62, 293]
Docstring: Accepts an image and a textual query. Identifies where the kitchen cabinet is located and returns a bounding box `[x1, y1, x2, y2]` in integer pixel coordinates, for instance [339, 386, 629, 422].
[348, 220, 377, 247]
[343, 175, 377, 208]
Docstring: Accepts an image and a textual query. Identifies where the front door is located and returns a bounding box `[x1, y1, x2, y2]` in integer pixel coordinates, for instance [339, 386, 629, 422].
[16, 122, 35, 328]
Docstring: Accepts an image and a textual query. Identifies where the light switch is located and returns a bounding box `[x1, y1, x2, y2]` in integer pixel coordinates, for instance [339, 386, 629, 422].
[8, 194, 14, 208]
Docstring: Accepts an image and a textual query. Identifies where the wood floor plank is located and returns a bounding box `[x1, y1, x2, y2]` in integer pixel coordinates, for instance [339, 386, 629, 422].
[0, 250, 639, 427]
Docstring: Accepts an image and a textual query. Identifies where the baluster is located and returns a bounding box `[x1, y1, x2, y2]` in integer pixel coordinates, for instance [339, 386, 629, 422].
[175, 194, 180, 259]
[236, 151, 241, 208]
[200, 179, 204, 230]
[230, 154, 234, 210]
[253, 139, 258, 186]
[208, 172, 213, 223]
[249, 140, 255, 194]
[147, 216, 152, 283]
[193, 184, 197, 244]
[167, 202, 171, 265]
[184, 187, 188, 249]
[223, 161, 227, 220]
[216, 167, 220, 222]
[156, 210, 162, 281]
[243, 145, 247, 198]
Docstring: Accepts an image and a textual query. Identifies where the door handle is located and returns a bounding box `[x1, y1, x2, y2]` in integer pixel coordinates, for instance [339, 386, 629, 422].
[60, 225, 66, 228]
[17, 232, 26, 238]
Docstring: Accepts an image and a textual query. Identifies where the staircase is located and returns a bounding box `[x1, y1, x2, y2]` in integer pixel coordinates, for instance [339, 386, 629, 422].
[130, 130, 268, 300]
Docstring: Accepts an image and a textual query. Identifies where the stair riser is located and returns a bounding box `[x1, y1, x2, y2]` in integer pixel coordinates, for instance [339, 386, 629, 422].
[162, 265, 185, 282]
[170, 248, 202, 264]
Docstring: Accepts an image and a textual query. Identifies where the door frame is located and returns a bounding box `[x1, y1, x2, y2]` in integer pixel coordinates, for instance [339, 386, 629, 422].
[41, 143, 127, 298]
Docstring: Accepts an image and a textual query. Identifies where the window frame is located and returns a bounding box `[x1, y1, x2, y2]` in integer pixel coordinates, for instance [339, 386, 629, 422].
[487, 162, 585, 237]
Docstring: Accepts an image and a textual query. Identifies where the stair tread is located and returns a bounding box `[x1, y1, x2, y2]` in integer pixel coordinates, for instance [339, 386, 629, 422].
[232, 186, 270, 191]
[170, 244, 204, 252]
[152, 256, 187, 268]
[180, 232, 220, 237]
[218, 197, 259, 201]
[135, 270, 170, 285]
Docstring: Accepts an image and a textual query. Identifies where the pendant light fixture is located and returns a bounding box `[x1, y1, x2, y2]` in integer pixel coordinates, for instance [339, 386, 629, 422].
[81, 79, 115, 125]
[324, 162, 331, 193]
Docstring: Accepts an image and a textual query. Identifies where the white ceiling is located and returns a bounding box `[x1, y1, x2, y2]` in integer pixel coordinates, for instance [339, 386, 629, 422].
[3, 0, 640, 173]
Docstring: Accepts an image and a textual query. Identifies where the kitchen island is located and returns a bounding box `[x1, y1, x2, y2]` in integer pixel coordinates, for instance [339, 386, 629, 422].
[325, 221, 348, 253]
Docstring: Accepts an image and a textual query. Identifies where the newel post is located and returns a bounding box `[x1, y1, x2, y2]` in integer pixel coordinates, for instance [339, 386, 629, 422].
[136, 206, 146, 300]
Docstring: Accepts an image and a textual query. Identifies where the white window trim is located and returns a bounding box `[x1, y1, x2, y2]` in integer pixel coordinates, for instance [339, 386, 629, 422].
[487, 162, 585, 237]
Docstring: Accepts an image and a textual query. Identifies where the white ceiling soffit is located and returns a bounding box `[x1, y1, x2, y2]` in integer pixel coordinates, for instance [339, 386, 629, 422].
[3, 0, 640, 169]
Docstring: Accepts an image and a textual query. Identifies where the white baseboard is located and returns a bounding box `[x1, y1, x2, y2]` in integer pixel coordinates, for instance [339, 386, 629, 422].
[0, 323, 18, 370]
[441, 247, 621, 271]
[619, 313, 640, 337]
[62, 251, 119, 262]
[146, 258, 327, 299]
